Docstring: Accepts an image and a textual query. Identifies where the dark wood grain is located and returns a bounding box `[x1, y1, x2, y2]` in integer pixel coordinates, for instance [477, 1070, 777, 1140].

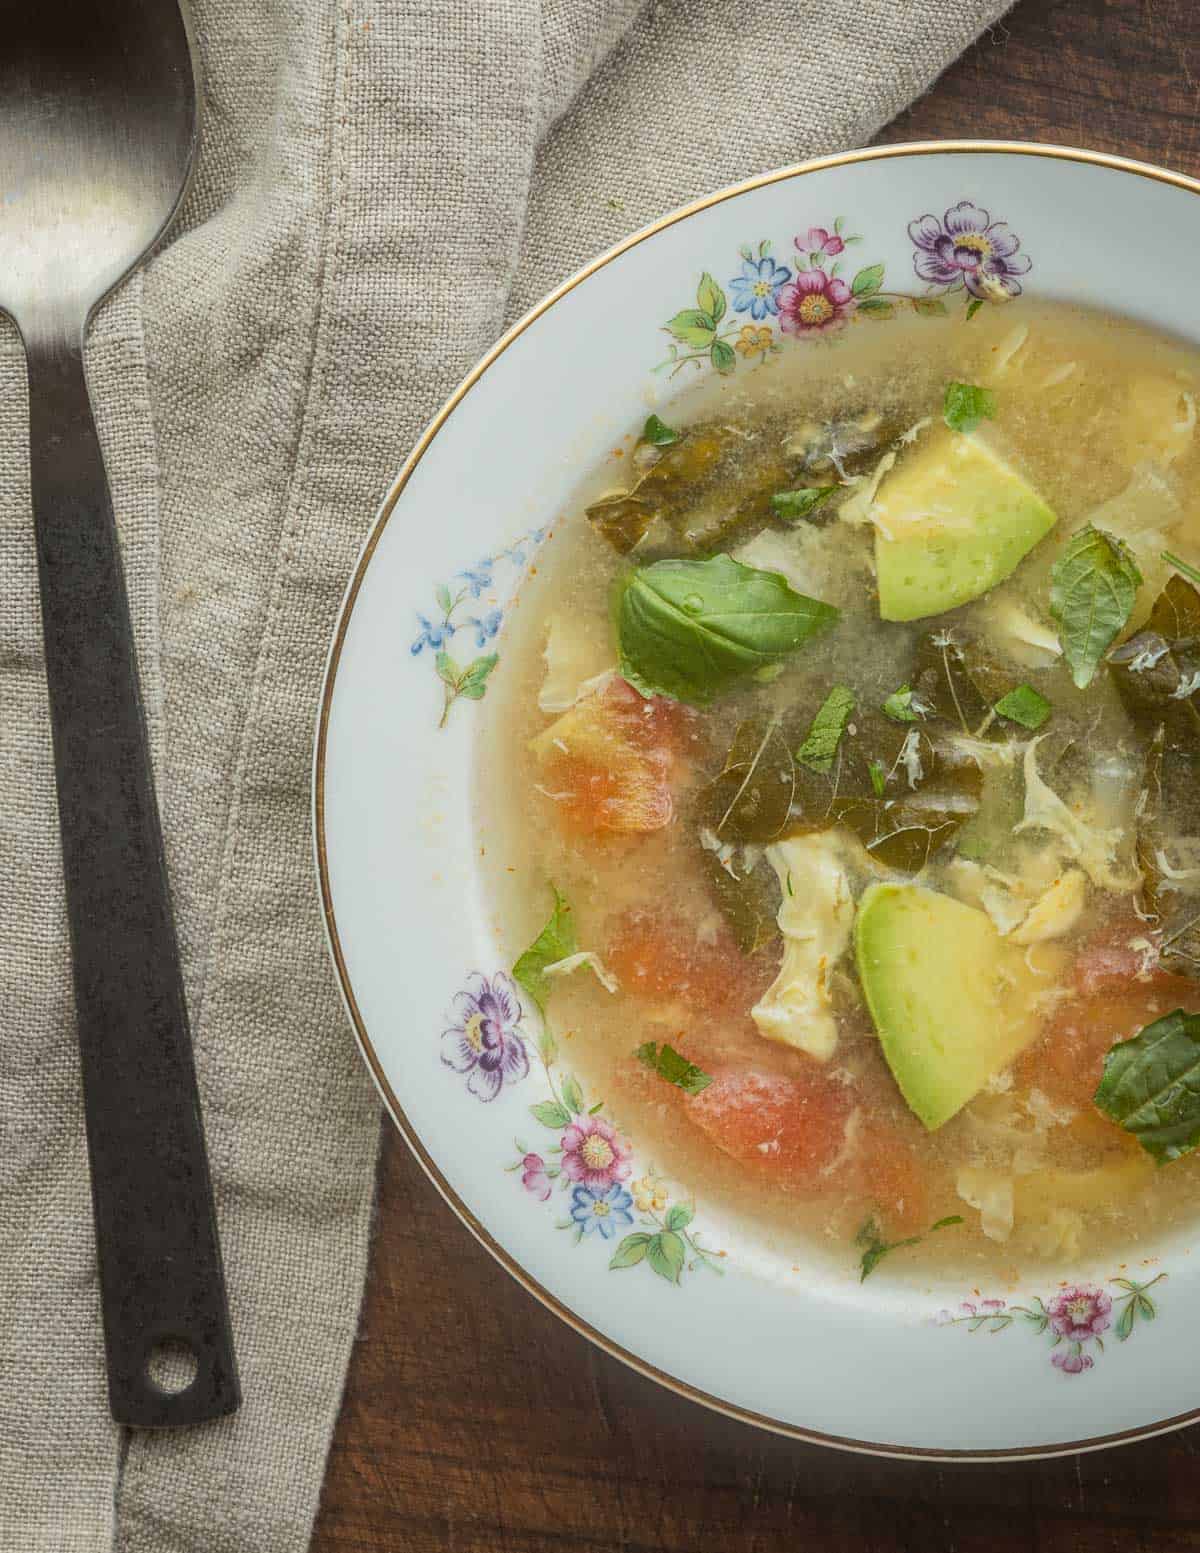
[313, 3, 1200, 1548]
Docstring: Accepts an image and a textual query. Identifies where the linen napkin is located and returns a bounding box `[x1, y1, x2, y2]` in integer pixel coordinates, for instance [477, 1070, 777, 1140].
[0, 1, 1010, 1548]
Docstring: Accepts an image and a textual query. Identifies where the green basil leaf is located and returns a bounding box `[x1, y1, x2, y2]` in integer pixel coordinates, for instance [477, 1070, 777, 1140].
[512, 885, 576, 1012]
[609, 1233, 652, 1270]
[696, 272, 727, 326]
[993, 684, 1051, 730]
[1094, 1009, 1200, 1162]
[881, 684, 928, 723]
[797, 685, 855, 774]
[1051, 524, 1143, 689]
[943, 381, 996, 434]
[856, 1212, 963, 1281]
[616, 553, 838, 705]
[850, 263, 884, 298]
[642, 413, 681, 447]
[665, 308, 716, 347]
[707, 715, 795, 842]
[771, 486, 837, 522]
[635, 1040, 713, 1095]
[645, 1229, 686, 1283]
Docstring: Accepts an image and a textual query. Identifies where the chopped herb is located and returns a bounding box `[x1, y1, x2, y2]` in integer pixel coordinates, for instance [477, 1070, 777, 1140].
[785, 871, 794, 897]
[943, 381, 996, 434]
[797, 685, 856, 773]
[868, 758, 886, 797]
[993, 684, 1052, 730]
[635, 1040, 713, 1096]
[616, 553, 838, 705]
[856, 1213, 964, 1280]
[1095, 1009, 1200, 1162]
[642, 413, 681, 447]
[965, 297, 985, 322]
[512, 885, 576, 1012]
[881, 684, 928, 723]
[771, 486, 837, 523]
[1163, 550, 1200, 590]
[1051, 524, 1143, 689]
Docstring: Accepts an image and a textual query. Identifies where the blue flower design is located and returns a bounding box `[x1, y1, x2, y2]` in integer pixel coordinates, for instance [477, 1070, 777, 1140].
[729, 255, 792, 321]
[569, 1183, 635, 1240]
[465, 607, 502, 648]
[411, 613, 456, 656]
[456, 560, 495, 598]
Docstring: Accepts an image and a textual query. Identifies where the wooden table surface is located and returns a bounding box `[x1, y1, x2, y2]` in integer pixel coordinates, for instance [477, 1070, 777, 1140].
[313, 3, 1200, 1547]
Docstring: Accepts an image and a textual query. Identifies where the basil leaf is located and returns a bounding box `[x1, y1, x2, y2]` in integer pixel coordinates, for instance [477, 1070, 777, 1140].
[1094, 1009, 1200, 1162]
[512, 885, 576, 1012]
[616, 553, 838, 705]
[994, 684, 1051, 730]
[707, 716, 795, 842]
[1051, 524, 1143, 689]
[698, 848, 779, 955]
[771, 486, 837, 523]
[943, 381, 996, 434]
[635, 1040, 712, 1095]
[643, 413, 681, 447]
[797, 685, 856, 773]
[856, 1213, 964, 1281]
[881, 684, 929, 722]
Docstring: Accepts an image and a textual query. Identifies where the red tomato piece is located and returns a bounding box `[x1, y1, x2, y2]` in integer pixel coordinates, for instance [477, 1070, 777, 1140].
[687, 1067, 852, 1187]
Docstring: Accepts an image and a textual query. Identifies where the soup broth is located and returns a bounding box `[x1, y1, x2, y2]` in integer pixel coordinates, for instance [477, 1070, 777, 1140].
[480, 301, 1200, 1281]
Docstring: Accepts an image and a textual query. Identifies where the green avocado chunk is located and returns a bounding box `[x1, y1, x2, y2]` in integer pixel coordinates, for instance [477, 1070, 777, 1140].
[872, 431, 1057, 622]
[854, 881, 1043, 1130]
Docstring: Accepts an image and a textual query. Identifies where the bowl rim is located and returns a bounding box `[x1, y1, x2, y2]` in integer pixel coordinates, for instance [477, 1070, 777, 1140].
[314, 139, 1200, 1461]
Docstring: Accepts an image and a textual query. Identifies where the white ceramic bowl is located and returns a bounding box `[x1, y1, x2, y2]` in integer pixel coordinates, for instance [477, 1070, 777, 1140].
[316, 142, 1200, 1458]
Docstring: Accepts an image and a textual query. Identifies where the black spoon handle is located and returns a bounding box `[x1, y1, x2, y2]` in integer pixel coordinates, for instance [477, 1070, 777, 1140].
[25, 329, 239, 1428]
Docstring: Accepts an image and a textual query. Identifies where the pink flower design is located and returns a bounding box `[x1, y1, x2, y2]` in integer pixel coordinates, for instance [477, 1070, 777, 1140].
[1052, 1347, 1096, 1375]
[777, 269, 855, 336]
[560, 1116, 632, 1190]
[520, 1152, 552, 1202]
[796, 225, 845, 258]
[1047, 1286, 1112, 1342]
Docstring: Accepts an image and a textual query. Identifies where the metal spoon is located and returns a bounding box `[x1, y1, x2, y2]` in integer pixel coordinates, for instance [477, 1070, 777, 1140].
[0, 3, 239, 1426]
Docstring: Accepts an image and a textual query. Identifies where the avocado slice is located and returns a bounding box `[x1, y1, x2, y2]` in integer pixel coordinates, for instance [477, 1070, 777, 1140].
[855, 881, 1042, 1130]
[873, 430, 1057, 622]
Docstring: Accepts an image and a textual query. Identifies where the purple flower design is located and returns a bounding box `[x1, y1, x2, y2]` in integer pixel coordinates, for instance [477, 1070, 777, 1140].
[569, 1183, 635, 1240]
[1048, 1285, 1112, 1343]
[1052, 1346, 1096, 1375]
[908, 200, 1031, 299]
[441, 972, 529, 1101]
[560, 1116, 633, 1190]
[520, 1152, 552, 1202]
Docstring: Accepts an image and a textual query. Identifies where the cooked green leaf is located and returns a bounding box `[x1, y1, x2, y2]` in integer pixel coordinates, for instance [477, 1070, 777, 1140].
[856, 1213, 964, 1280]
[616, 553, 838, 705]
[994, 684, 1051, 730]
[1095, 1009, 1200, 1162]
[707, 715, 796, 842]
[512, 885, 576, 1012]
[771, 486, 837, 522]
[697, 848, 780, 955]
[642, 413, 681, 447]
[1051, 524, 1143, 689]
[797, 686, 856, 773]
[635, 1040, 713, 1095]
[943, 381, 996, 434]
[881, 684, 928, 723]
[1163, 550, 1200, 590]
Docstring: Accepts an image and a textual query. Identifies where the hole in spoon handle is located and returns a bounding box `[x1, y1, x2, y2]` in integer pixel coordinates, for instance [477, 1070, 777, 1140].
[26, 332, 240, 1427]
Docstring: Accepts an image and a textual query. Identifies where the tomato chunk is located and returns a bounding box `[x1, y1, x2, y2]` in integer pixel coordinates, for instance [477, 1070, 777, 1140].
[607, 909, 773, 1020]
[687, 1067, 851, 1186]
[530, 679, 693, 837]
[848, 1120, 929, 1238]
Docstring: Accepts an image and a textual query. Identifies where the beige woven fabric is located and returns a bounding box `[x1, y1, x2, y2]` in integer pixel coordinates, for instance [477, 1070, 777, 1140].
[0, 2, 1008, 1548]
